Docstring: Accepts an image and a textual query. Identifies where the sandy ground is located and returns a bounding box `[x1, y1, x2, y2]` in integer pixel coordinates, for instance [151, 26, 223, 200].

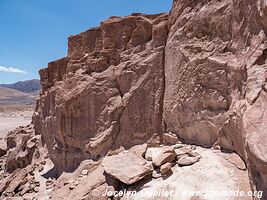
[0, 111, 33, 139]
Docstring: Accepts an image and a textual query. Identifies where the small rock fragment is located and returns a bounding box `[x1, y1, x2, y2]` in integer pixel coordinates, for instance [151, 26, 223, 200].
[81, 169, 89, 176]
[145, 150, 153, 161]
[153, 146, 176, 167]
[188, 151, 200, 157]
[163, 132, 179, 145]
[175, 147, 192, 157]
[177, 156, 201, 166]
[160, 163, 172, 175]
[152, 170, 162, 179]
[174, 144, 184, 149]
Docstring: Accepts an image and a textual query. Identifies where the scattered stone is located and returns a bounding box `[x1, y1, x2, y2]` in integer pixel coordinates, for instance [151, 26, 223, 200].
[73, 180, 79, 186]
[63, 180, 74, 186]
[160, 163, 172, 175]
[174, 143, 184, 149]
[129, 144, 148, 158]
[175, 147, 192, 157]
[0, 165, 33, 194]
[188, 151, 200, 157]
[26, 141, 36, 149]
[177, 156, 201, 166]
[152, 170, 161, 179]
[190, 145, 196, 150]
[102, 152, 153, 185]
[40, 160, 46, 165]
[34, 181, 40, 187]
[37, 165, 44, 172]
[33, 187, 39, 193]
[163, 132, 179, 145]
[213, 145, 221, 150]
[81, 169, 89, 176]
[145, 150, 153, 161]
[153, 146, 176, 167]
[69, 185, 75, 190]
[46, 180, 54, 186]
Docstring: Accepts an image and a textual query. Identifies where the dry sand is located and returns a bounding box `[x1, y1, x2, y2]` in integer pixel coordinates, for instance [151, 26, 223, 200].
[0, 111, 33, 139]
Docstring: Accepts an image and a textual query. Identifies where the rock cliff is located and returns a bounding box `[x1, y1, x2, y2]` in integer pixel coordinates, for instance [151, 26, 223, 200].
[34, 13, 169, 172]
[1, 0, 267, 199]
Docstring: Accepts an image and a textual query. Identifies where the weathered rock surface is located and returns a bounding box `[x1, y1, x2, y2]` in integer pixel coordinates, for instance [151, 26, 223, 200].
[163, 0, 267, 197]
[34, 13, 168, 172]
[162, 132, 179, 145]
[1, 0, 266, 199]
[51, 164, 119, 200]
[101, 151, 153, 185]
[5, 124, 44, 172]
[129, 144, 148, 158]
[244, 92, 267, 197]
[127, 147, 254, 200]
[177, 156, 200, 166]
[160, 162, 172, 175]
[152, 146, 176, 167]
[0, 165, 34, 196]
[0, 140, 7, 157]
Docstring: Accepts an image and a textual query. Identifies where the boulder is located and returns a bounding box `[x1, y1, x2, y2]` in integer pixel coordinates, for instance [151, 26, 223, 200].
[174, 147, 192, 157]
[162, 132, 179, 145]
[153, 146, 176, 167]
[177, 156, 200, 166]
[5, 125, 42, 172]
[101, 152, 153, 185]
[51, 165, 119, 200]
[0, 165, 33, 195]
[129, 144, 148, 158]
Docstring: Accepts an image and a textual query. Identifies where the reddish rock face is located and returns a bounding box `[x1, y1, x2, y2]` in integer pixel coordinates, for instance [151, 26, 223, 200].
[33, 0, 267, 197]
[244, 92, 267, 197]
[34, 13, 168, 172]
[164, 0, 267, 198]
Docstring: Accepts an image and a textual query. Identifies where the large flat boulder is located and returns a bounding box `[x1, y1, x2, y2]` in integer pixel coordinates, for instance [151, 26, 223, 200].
[102, 151, 153, 185]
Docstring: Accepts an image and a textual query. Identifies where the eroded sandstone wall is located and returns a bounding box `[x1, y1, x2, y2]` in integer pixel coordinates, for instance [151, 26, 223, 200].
[34, 13, 169, 172]
[33, 0, 267, 198]
[164, 0, 267, 198]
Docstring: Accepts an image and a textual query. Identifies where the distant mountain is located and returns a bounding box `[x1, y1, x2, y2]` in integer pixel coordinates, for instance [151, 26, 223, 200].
[0, 86, 37, 105]
[0, 79, 40, 93]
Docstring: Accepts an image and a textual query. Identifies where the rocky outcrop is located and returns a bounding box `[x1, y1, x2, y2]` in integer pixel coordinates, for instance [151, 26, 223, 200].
[5, 124, 44, 172]
[34, 13, 168, 172]
[27, 0, 267, 198]
[163, 0, 267, 198]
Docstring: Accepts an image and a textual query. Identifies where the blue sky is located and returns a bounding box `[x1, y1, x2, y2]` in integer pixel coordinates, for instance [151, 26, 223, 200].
[0, 0, 172, 84]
